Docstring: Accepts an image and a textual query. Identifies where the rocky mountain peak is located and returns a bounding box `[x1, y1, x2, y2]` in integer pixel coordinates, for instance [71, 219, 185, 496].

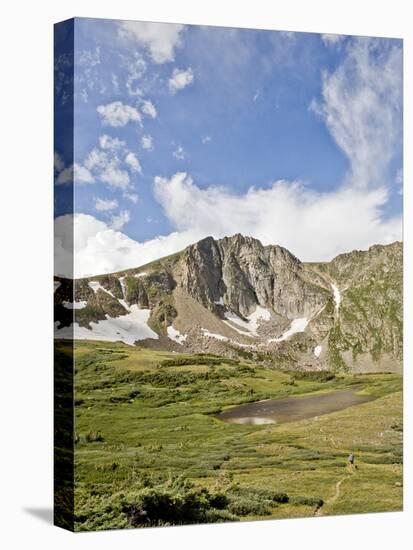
[55, 236, 402, 374]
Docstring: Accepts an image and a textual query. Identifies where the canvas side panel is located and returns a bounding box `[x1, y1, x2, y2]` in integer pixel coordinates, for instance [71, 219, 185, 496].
[54, 18, 75, 532]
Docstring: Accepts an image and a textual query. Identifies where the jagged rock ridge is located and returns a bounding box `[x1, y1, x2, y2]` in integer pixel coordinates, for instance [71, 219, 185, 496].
[54, 235, 402, 373]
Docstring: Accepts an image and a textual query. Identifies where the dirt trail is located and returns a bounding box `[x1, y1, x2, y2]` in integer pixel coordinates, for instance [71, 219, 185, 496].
[315, 476, 350, 516]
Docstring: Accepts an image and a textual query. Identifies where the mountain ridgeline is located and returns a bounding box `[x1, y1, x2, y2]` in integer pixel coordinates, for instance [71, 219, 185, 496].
[54, 235, 403, 373]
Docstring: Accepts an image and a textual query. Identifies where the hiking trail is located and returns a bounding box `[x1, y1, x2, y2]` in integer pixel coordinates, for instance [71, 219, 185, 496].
[315, 475, 350, 516]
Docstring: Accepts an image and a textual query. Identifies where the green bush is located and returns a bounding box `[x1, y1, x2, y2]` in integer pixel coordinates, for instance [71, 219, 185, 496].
[228, 496, 272, 517]
[227, 488, 289, 516]
[290, 370, 336, 382]
[85, 431, 104, 443]
[290, 496, 324, 507]
[122, 486, 233, 526]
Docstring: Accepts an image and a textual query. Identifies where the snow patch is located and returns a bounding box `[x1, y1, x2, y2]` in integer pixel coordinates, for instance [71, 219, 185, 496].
[167, 326, 188, 345]
[269, 317, 309, 343]
[331, 283, 341, 311]
[54, 281, 61, 293]
[200, 329, 257, 349]
[118, 276, 127, 297]
[201, 329, 229, 342]
[89, 281, 115, 298]
[117, 277, 130, 310]
[223, 306, 271, 337]
[248, 306, 271, 332]
[222, 319, 253, 337]
[215, 297, 224, 306]
[63, 301, 87, 310]
[54, 305, 158, 346]
[314, 345, 322, 357]
[134, 272, 147, 278]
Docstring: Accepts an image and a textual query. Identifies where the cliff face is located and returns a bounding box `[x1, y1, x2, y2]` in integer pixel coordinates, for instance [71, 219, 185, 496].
[54, 235, 403, 373]
[171, 235, 325, 318]
[175, 235, 329, 320]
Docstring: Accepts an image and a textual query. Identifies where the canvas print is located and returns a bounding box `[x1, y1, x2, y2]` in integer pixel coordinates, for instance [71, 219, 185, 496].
[54, 18, 403, 531]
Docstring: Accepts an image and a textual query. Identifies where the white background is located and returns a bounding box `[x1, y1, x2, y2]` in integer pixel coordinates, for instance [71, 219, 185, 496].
[0, 0, 411, 548]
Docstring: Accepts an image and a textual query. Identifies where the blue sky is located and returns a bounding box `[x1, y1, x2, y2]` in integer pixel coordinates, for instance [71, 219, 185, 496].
[54, 18, 403, 277]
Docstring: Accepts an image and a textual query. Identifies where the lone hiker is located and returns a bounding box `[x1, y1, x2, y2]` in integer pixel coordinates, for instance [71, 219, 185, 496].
[348, 453, 355, 470]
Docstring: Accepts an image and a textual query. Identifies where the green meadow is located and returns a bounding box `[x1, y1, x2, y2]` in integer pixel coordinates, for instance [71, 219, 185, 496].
[62, 340, 402, 531]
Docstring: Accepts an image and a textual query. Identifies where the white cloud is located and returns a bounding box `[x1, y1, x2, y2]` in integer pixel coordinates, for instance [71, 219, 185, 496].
[313, 37, 402, 189]
[56, 166, 73, 184]
[110, 210, 130, 231]
[99, 134, 125, 150]
[82, 137, 142, 190]
[112, 73, 119, 93]
[321, 34, 345, 46]
[54, 170, 401, 278]
[54, 151, 65, 172]
[97, 101, 141, 127]
[55, 213, 193, 278]
[56, 163, 94, 185]
[84, 148, 107, 171]
[141, 99, 157, 118]
[201, 135, 211, 144]
[95, 198, 118, 212]
[122, 53, 147, 96]
[118, 21, 185, 64]
[125, 152, 142, 173]
[141, 134, 154, 151]
[123, 192, 139, 204]
[168, 67, 194, 94]
[78, 47, 101, 66]
[173, 145, 186, 160]
[153, 172, 402, 262]
[73, 166, 95, 183]
[100, 164, 130, 190]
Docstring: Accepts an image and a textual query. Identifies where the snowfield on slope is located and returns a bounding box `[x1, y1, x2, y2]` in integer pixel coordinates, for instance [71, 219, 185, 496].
[223, 306, 271, 336]
[89, 281, 116, 298]
[331, 283, 341, 311]
[167, 326, 188, 345]
[201, 329, 229, 342]
[54, 305, 158, 345]
[269, 317, 309, 343]
[201, 329, 256, 349]
[314, 345, 322, 357]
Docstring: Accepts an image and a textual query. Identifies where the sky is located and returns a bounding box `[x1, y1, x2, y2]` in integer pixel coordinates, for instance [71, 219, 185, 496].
[54, 18, 403, 278]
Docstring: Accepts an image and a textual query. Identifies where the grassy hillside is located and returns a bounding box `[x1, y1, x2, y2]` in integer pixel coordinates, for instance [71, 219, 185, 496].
[311, 242, 403, 370]
[63, 340, 402, 531]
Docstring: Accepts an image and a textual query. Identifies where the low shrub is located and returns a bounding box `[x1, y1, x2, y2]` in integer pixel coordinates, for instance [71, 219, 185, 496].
[228, 496, 272, 517]
[291, 370, 336, 382]
[85, 431, 104, 443]
[290, 496, 324, 507]
[122, 486, 233, 526]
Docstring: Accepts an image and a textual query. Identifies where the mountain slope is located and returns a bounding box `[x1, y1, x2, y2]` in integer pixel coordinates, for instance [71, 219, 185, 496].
[54, 235, 402, 373]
